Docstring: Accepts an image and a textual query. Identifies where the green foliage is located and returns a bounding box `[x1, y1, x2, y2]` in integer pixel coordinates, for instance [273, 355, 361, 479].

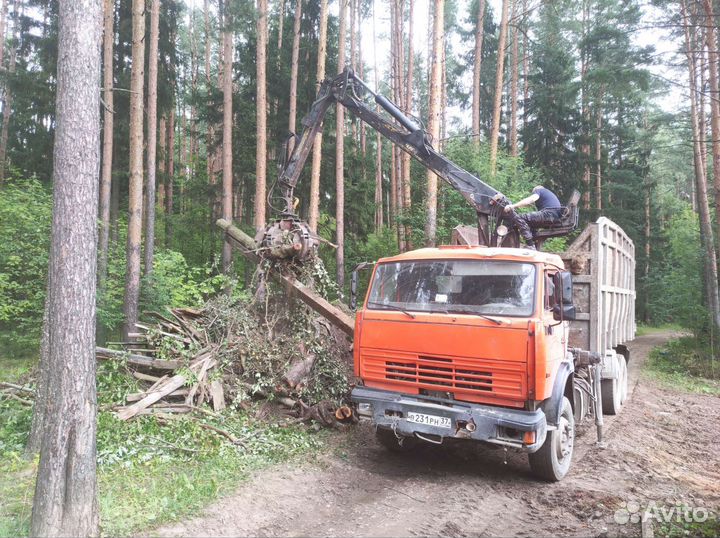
[645, 208, 706, 332]
[0, 360, 326, 538]
[0, 178, 52, 354]
[646, 337, 720, 395]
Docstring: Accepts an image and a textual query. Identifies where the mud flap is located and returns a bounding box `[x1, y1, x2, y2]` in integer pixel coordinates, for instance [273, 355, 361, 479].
[540, 360, 574, 426]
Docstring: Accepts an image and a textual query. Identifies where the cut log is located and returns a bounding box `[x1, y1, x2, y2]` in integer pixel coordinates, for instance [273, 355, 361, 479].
[116, 374, 189, 420]
[132, 371, 162, 383]
[96, 346, 183, 370]
[209, 380, 226, 411]
[126, 387, 189, 402]
[283, 349, 316, 389]
[216, 218, 354, 337]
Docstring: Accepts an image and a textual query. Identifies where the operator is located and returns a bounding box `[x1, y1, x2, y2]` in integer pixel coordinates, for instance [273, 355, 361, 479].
[503, 185, 563, 250]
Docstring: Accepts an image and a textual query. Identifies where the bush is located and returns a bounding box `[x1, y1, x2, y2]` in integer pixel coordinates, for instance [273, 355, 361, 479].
[0, 178, 52, 353]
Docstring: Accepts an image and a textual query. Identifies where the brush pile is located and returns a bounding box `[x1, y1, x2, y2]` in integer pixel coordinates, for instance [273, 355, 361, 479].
[97, 280, 355, 428]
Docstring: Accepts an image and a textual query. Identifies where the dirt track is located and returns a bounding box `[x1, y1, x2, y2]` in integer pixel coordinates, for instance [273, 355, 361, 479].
[153, 331, 720, 537]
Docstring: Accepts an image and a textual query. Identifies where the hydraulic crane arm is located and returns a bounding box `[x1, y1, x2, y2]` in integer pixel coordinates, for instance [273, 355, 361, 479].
[271, 69, 504, 246]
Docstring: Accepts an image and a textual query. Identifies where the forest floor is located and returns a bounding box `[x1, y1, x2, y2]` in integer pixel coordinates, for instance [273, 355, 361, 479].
[151, 330, 720, 538]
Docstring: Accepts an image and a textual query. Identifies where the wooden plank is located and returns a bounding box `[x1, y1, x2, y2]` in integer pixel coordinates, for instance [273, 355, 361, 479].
[96, 347, 183, 370]
[216, 219, 355, 337]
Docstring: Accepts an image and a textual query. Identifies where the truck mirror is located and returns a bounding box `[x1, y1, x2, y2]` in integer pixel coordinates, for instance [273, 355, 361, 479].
[553, 303, 577, 321]
[553, 271, 574, 306]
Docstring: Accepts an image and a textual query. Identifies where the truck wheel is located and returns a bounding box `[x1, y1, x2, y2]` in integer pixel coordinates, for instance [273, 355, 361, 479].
[375, 427, 417, 452]
[601, 355, 626, 415]
[529, 396, 574, 482]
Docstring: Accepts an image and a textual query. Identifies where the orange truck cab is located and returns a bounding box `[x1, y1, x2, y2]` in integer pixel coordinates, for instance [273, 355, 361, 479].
[350, 245, 583, 481]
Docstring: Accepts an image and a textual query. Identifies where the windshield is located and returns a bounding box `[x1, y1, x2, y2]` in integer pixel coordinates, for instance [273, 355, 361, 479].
[367, 260, 536, 317]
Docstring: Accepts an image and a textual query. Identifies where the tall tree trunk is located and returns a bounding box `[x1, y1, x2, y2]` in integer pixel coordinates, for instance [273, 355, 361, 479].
[372, 1, 383, 232]
[98, 0, 114, 283]
[0, 0, 18, 183]
[392, 0, 405, 251]
[189, 10, 198, 179]
[255, 0, 268, 230]
[509, 0, 519, 157]
[702, 0, 720, 245]
[336, 0, 346, 288]
[308, 0, 328, 231]
[402, 0, 414, 249]
[287, 0, 302, 154]
[580, 0, 591, 209]
[221, 1, 233, 271]
[356, 0, 366, 156]
[425, 0, 443, 246]
[643, 179, 651, 323]
[158, 114, 166, 210]
[166, 103, 175, 246]
[0, 0, 7, 68]
[123, 0, 146, 339]
[522, 0, 529, 133]
[204, 0, 214, 188]
[29, 2, 102, 535]
[144, 0, 160, 276]
[594, 88, 604, 211]
[489, 0, 509, 176]
[471, 0, 485, 146]
[682, 0, 720, 329]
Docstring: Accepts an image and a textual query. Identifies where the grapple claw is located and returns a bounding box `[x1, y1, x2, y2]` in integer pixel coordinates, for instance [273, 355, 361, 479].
[255, 217, 319, 261]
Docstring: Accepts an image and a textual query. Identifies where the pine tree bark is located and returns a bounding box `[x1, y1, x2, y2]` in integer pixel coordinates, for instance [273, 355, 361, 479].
[144, 0, 160, 276]
[0, 0, 7, 68]
[0, 0, 18, 183]
[402, 0, 414, 249]
[98, 0, 114, 283]
[204, 0, 215, 191]
[221, 1, 234, 271]
[509, 0, 519, 157]
[392, 0, 405, 251]
[287, 0, 302, 154]
[372, 1, 383, 232]
[471, 0, 485, 146]
[308, 0, 328, 231]
[702, 0, 720, 243]
[166, 103, 175, 246]
[29, 2, 102, 535]
[580, 0, 591, 209]
[489, 0, 509, 176]
[425, 0, 443, 246]
[594, 88, 604, 211]
[255, 0, 268, 230]
[335, 0, 346, 287]
[158, 114, 166, 209]
[123, 0, 146, 339]
[681, 0, 720, 329]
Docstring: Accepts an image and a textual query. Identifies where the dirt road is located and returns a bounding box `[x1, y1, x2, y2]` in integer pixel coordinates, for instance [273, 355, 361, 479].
[153, 331, 720, 537]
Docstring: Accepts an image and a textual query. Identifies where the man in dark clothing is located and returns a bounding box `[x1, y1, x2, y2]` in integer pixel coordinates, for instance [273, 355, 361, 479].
[502, 185, 564, 250]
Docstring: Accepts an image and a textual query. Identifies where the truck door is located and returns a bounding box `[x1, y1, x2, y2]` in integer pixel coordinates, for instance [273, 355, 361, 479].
[544, 270, 567, 364]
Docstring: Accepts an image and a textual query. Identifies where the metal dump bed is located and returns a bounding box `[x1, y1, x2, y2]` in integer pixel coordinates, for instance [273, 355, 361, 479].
[562, 217, 636, 354]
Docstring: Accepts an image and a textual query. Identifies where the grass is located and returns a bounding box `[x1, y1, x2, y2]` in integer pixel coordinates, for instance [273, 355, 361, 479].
[0, 355, 329, 538]
[635, 322, 683, 337]
[644, 336, 720, 396]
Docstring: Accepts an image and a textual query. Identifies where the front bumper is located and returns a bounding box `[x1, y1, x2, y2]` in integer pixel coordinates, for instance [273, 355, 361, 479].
[351, 386, 547, 452]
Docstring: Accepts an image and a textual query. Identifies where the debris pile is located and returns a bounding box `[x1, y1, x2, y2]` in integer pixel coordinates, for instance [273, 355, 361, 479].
[97, 279, 355, 428]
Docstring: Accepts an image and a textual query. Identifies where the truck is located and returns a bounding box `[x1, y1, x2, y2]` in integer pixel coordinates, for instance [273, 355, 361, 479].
[350, 218, 635, 481]
[250, 68, 636, 481]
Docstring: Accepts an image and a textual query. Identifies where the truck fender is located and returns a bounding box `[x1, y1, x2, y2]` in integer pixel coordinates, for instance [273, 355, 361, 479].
[540, 360, 574, 427]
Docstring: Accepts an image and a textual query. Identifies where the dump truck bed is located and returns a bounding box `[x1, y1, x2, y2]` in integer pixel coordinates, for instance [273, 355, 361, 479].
[561, 217, 636, 353]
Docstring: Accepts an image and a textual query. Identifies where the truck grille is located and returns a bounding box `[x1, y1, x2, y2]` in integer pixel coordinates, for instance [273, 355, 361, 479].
[362, 351, 525, 401]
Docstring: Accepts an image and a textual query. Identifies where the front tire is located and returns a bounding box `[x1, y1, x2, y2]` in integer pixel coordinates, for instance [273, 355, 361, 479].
[529, 396, 574, 482]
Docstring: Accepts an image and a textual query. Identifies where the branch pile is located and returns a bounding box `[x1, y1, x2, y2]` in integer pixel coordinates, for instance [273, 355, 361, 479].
[97, 291, 355, 429]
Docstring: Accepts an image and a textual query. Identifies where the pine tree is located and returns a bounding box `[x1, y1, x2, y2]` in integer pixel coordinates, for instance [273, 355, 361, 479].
[308, 0, 328, 232]
[98, 0, 114, 282]
[425, 0, 443, 246]
[29, 1, 102, 534]
[144, 0, 160, 275]
[255, 0, 268, 230]
[489, 0, 509, 176]
[221, 0, 233, 271]
[123, 0, 146, 339]
[471, 0, 485, 146]
[336, 0, 346, 287]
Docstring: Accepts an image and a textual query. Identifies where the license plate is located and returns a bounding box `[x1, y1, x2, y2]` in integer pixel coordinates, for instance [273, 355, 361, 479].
[407, 412, 451, 429]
